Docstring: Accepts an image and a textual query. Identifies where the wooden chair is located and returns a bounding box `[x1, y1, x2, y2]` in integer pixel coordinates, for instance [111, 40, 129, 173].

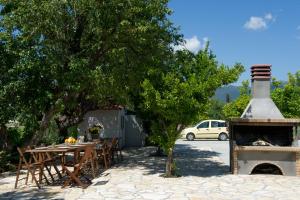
[15, 147, 41, 189]
[62, 146, 97, 189]
[111, 137, 123, 163]
[45, 152, 63, 179]
[31, 151, 62, 183]
[96, 141, 110, 169]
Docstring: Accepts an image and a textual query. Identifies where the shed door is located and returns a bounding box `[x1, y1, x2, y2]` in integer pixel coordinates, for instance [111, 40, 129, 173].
[125, 115, 143, 147]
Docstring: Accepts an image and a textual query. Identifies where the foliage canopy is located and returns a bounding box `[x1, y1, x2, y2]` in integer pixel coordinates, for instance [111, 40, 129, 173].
[141, 47, 244, 176]
[0, 0, 180, 143]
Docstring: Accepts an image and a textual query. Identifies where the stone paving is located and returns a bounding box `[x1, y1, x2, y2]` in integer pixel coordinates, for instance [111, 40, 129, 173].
[1, 140, 300, 199]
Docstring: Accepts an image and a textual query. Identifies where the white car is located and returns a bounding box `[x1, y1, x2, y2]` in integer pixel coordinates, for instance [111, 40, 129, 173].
[181, 120, 228, 141]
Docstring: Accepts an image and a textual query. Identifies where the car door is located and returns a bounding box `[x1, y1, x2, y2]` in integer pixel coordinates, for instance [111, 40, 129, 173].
[196, 121, 210, 138]
[209, 120, 222, 139]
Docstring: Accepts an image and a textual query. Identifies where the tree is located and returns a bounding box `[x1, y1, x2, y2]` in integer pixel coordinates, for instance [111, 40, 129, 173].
[223, 80, 250, 119]
[0, 36, 19, 150]
[225, 93, 231, 103]
[223, 72, 300, 119]
[272, 71, 300, 118]
[0, 0, 180, 143]
[207, 99, 225, 120]
[140, 48, 244, 176]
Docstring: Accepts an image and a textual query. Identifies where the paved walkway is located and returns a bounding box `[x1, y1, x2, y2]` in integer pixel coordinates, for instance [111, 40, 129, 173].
[1, 140, 300, 199]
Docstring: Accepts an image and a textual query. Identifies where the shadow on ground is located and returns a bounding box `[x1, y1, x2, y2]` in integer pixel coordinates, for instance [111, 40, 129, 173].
[174, 144, 229, 177]
[0, 188, 62, 200]
[0, 143, 229, 198]
[118, 143, 229, 177]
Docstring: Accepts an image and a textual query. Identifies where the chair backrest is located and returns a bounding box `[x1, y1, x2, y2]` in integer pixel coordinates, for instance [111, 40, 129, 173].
[106, 139, 115, 152]
[17, 147, 24, 160]
[103, 140, 110, 147]
[26, 146, 41, 163]
[99, 140, 111, 155]
[111, 137, 119, 149]
[111, 137, 117, 145]
[17, 146, 32, 166]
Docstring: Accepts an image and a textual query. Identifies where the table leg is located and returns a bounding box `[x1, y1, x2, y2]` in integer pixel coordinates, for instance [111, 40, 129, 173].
[61, 152, 66, 174]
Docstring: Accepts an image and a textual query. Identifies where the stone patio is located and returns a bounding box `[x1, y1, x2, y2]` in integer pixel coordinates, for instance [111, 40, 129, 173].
[1, 140, 300, 200]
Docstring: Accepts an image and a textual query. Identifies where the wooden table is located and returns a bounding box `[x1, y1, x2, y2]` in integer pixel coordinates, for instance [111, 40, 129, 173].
[26, 142, 98, 187]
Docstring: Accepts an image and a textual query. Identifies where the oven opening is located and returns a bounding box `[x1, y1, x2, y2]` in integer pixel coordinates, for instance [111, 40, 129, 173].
[234, 126, 294, 146]
[251, 163, 283, 175]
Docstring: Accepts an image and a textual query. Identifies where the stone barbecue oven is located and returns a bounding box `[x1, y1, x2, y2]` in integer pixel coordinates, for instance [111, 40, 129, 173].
[229, 64, 300, 175]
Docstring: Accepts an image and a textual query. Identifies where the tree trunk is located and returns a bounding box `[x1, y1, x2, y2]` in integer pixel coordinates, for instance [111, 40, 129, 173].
[55, 120, 69, 143]
[31, 107, 57, 145]
[0, 124, 9, 151]
[165, 148, 174, 177]
[54, 115, 83, 143]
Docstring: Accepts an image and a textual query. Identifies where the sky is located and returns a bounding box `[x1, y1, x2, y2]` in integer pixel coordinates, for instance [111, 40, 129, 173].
[169, 0, 300, 84]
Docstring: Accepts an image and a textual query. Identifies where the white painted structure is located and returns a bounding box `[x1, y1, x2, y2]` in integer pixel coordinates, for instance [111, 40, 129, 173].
[78, 108, 145, 148]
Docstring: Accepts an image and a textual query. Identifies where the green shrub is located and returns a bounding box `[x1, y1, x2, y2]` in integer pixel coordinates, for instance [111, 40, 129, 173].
[7, 126, 26, 147]
[67, 125, 78, 138]
[40, 119, 60, 145]
[0, 151, 15, 173]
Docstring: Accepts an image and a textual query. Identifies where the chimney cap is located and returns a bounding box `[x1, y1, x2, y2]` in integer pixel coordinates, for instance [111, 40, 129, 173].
[251, 64, 271, 80]
[251, 64, 272, 68]
[251, 72, 271, 76]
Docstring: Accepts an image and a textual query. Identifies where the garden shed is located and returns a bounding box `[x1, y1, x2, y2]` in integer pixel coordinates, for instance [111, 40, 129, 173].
[77, 107, 145, 148]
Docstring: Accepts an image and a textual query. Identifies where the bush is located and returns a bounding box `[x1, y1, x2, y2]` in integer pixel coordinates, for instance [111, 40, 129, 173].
[145, 134, 156, 146]
[6, 126, 25, 147]
[40, 119, 60, 145]
[67, 125, 78, 139]
[0, 151, 15, 173]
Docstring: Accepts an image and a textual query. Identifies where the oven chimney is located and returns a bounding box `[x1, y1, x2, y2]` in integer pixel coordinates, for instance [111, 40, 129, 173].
[241, 64, 284, 119]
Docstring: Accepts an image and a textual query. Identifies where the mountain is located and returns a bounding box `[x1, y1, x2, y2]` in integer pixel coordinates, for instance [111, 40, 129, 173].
[213, 81, 287, 102]
[213, 85, 240, 102]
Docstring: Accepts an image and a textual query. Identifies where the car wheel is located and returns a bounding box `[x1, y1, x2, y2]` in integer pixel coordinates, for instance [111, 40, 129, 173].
[218, 132, 228, 141]
[186, 133, 195, 141]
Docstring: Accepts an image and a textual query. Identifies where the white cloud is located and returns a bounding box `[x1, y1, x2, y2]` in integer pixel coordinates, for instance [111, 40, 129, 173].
[244, 17, 267, 30]
[173, 36, 208, 53]
[264, 13, 273, 21]
[203, 37, 209, 44]
[244, 13, 275, 31]
[184, 36, 201, 52]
